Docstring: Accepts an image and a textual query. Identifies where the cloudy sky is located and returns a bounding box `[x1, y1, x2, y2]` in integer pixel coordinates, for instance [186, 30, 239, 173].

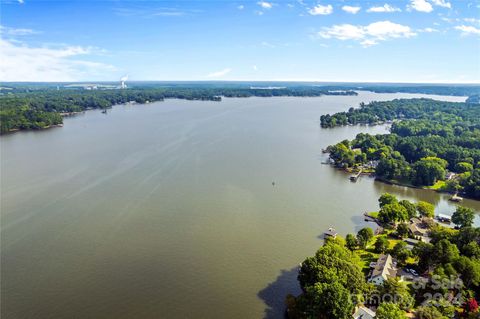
[1, 0, 479, 82]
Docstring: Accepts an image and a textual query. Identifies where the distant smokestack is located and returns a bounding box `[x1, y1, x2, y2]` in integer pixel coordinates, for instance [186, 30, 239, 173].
[120, 75, 128, 89]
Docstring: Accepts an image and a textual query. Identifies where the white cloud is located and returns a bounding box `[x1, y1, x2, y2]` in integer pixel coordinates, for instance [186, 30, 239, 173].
[0, 38, 116, 81]
[319, 24, 364, 40]
[464, 18, 480, 25]
[318, 20, 416, 47]
[0, 25, 39, 36]
[342, 5, 360, 14]
[418, 27, 438, 32]
[206, 68, 232, 78]
[365, 21, 416, 39]
[237, 5, 244, 10]
[408, 0, 433, 12]
[261, 41, 276, 48]
[367, 4, 401, 13]
[455, 25, 480, 36]
[308, 4, 333, 15]
[114, 7, 191, 18]
[257, 1, 273, 9]
[440, 17, 456, 23]
[18, 0, 24, 3]
[431, 0, 451, 8]
[360, 39, 378, 47]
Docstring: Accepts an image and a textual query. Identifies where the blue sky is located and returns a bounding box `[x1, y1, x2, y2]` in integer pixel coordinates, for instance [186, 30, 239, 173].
[1, 0, 479, 82]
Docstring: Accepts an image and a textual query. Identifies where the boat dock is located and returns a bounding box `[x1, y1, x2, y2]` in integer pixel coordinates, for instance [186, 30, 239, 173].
[324, 227, 338, 239]
[350, 169, 363, 182]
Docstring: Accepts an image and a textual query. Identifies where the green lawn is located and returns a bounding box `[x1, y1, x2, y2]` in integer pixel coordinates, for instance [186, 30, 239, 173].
[367, 211, 379, 219]
[387, 238, 401, 249]
[425, 180, 446, 190]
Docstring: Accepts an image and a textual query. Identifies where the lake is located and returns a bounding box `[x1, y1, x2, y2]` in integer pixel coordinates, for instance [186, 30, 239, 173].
[1, 92, 478, 318]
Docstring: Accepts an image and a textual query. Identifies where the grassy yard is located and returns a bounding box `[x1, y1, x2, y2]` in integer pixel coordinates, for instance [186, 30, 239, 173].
[356, 248, 379, 275]
[355, 233, 402, 275]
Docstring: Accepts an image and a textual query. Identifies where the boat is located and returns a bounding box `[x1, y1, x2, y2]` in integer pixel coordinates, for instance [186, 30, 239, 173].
[449, 193, 463, 202]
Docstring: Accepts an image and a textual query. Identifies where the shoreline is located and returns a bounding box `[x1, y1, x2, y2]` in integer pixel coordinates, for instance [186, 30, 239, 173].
[2, 123, 64, 135]
[337, 166, 480, 202]
[1, 91, 467, 135]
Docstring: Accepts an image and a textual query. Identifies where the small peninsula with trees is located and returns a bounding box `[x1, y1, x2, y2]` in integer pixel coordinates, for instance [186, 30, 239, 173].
[286, 193, 480, 319]
[321, 98, 480, 200]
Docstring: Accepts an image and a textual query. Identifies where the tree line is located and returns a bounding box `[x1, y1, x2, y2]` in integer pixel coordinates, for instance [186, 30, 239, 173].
[0, 87, 356, 134]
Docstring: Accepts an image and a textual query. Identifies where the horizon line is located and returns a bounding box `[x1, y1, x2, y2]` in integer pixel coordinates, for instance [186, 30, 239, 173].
[2, 80, 480, 85]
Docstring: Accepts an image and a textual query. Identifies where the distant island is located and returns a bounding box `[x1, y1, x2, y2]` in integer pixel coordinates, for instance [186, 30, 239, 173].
[321, 98, 480, 200]
[286, 193, 480, 319]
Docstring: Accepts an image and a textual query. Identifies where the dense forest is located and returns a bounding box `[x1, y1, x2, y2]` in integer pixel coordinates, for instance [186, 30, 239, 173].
[287, 194, 480, 319]
[321, 99, 480, 200]
[0, 86, 356, 134]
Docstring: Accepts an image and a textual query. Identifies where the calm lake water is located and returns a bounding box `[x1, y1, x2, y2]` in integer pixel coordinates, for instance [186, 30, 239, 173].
[1, 92, 478, 319]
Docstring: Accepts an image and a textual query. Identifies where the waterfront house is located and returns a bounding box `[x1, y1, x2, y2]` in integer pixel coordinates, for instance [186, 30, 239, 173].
[353, 306, 376, 319]
[368, 254, 397, 286]
[408, 218, 430, 241]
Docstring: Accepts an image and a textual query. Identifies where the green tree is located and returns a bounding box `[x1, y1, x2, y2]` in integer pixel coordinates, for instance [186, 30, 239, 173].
[412, 242, 435, 272]
[379, 193, 398, 208]
[357, 227, 374, 249]
[412, 157, 447, 186]
[434, 239, 460, 265]
[392, 241, 411, 266]
[297, 281, 354, 319]
[415, 306, 448, 319]
[417, 201, 435, 218]
[455, 162, 474, 173]
[399, 199, 417, 219]
[298, 242, 365, 294]
[454, 256, 480, 288]
[378, 202, 409, 224]
[345, 233, 358, 251]
[463, 241, 480, 259]
[379, 278, 414, 310]
[376, 303, 407, 319]
[396, 223, 409, 238]
[452, 206, 475, 228]
[374, 236, 389, 253]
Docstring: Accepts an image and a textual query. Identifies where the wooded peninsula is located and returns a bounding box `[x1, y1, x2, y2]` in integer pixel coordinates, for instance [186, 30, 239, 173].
[321, 98, 480, 200]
